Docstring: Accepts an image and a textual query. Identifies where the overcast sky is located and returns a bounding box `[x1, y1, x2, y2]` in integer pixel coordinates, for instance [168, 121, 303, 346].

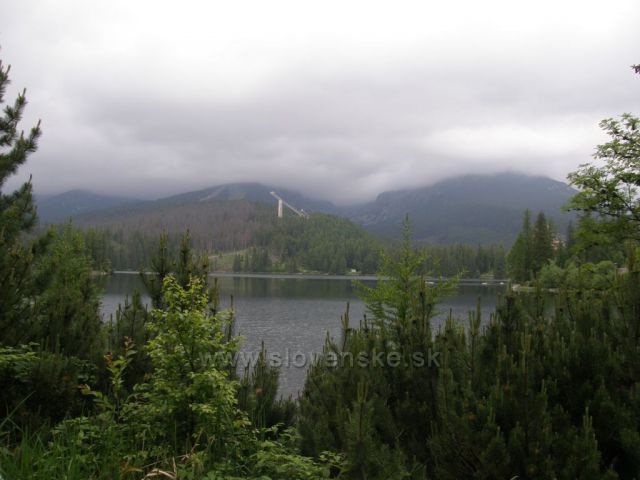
[1, 1, 639, 204]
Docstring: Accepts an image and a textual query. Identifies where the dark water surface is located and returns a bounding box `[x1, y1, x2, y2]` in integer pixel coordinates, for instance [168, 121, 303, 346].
[99, 273, 506, 396]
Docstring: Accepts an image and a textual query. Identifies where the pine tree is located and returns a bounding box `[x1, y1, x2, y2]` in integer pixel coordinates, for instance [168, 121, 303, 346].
[507, 210, 546, 282]
[140, 232, 172, 309]
[107, 289, 151, 389]
[0, 52, 43, 345]
[507, 211, 530, 282]
[237, 342, 296, 430]
[531, 211, 554, 273]
[32, 224, 103, 360]
[141, 230, 218, 319]
[175, 229, 209, 288]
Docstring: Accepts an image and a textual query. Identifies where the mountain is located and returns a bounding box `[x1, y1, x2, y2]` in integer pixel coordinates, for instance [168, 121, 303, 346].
[35, 190, 140, 224]
[43, 173, 577, 247]
[34, 183, 333, 227]
[151, 182, 336, 214]
[65, 189, 379, 274]
[66, 183, 354, 270]
[343, 173, 576, 245]
[37, 174, 578, 273]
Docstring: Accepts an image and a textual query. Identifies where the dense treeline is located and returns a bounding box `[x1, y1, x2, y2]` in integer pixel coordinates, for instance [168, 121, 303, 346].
[62, 225, 210, 273]
[77, 213, 509, 277]
[72, 194, 385, 274]
[506, 209, 557, 282]
[232, 214, 382, 274]
[506, 209, 627, 286]
[420, 243, 506, 278]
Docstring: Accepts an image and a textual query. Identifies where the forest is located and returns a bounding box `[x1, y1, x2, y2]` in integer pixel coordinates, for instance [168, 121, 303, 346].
[2, 54, 640, 479]
[75, 217, 509, 279]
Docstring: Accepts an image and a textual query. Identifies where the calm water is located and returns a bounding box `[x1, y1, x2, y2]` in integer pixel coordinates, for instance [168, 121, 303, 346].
[98, 273, 506, 396]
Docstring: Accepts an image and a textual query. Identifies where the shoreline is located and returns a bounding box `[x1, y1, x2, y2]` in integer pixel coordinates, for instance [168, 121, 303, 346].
[109, 270, 509, 285]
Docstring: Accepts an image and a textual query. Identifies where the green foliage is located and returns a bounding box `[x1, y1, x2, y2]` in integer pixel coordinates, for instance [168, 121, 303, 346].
[567, 113, 640, 241]
[507, 210, 557, 282]
[232, 252, 243, 272]
[248, 213, 382, 274]
[82, 226, 114, 272]
[133, 275, 240, 455]
[566, 214, 628, 266]
[540, 260, 616, 290]
[421, 243, 507, 279]
[0, 344, 96, 427]
[538, 260, 566, 288]
[140, 230, 210, 309]
[234, 246, 272, 272]
[0, 222, 103, 426]
[507, 210, 532, 281]
[215, 428, 339, 480]
[80, 339, 137, 415]
[300, 218, 640, 478]
[531, 211, 554, 272]
[106, 290, 152, 389]
[299, 219, 457, 478]
[237, 342, 297, 430]
[76, 208, 508, 278]
[0, 55, 44, 345]
[426, 289, 620, 479]
[1, 275, 331, 479]
[74, 206, 383, 274]
[30, 223, 103, 360]
[139, 231, 172, 308]
[358, 218, 457, 325]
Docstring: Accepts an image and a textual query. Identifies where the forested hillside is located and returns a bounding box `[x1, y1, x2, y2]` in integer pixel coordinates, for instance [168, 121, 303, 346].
[70, 191, 508, 277]
[74, 201, 383, 274]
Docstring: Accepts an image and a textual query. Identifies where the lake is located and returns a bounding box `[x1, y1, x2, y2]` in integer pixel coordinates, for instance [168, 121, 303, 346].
[99, 273, 507, 396]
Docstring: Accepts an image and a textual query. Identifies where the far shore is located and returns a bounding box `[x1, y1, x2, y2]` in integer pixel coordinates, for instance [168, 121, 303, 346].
[107, 270, 510, 285]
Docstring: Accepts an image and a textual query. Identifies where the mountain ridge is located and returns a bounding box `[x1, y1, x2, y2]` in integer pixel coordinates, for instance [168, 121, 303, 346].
[344, 173, 576, 244]
[35, 189, 141, 223]
[36, 173, 577, 245]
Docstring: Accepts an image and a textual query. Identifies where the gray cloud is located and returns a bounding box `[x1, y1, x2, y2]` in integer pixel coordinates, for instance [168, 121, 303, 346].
[1, 0, 639, 204]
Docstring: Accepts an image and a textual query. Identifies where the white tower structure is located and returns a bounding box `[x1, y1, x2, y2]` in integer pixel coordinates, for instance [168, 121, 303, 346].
[270, 191, 309, 219]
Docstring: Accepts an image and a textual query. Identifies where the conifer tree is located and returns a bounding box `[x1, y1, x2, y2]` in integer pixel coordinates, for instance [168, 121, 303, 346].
[237, 342, 296, 430]
[32, 224, 103, 360]
[140, 232, 172, 309]
[531, 211, 554, 272]
[0, 53, 43, 344]
[141, 230, 210, 309]
[507, 210, 533, 281]
[107, 289, 151, 389]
